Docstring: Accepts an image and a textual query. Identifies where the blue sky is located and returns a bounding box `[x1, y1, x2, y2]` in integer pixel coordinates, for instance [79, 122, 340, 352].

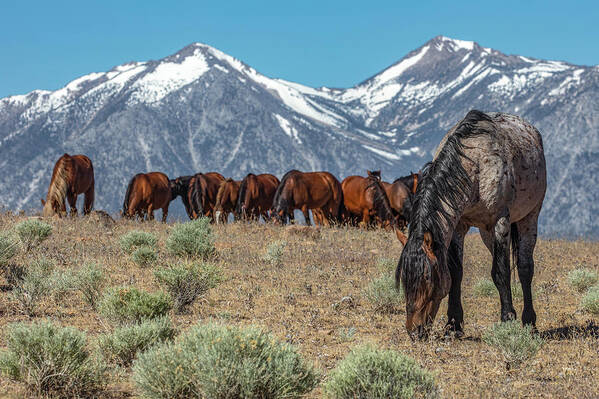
[2, 0, 598, 98]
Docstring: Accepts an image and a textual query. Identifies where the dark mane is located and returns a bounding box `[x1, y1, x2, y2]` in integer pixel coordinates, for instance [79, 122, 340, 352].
[366, 175, 395, 225]
[399, 110, 494, 290]
[272, 170, 300, 212]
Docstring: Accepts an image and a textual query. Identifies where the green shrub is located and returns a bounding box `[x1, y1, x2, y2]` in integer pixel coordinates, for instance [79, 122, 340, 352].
[166, 218, 215, 259]
[0, 233, 18, 267]
[323, 345, 438, 399]
[581, 285, 599, 315]
[132, 323, 319, 399]
[473, 278, 496, 297]
[154, 262, 222, 313]
[263, 240, 286, 265]
[98, 286, 172, 325]
[14, 219, 52, 251]
[363, 274, 404, 313]
[119, 230, 158, 254]
[0, 321, 106, 397]
[568, 268, 598, 293]
[10, 258, 55, 316]
[132, 246, 158, 268]
[511, 283, 523, 299]
[482, 320, 544, 369]
[375, 257, 397, 274]
[70, 263, 106, 309]
[98, 317, 176, 367]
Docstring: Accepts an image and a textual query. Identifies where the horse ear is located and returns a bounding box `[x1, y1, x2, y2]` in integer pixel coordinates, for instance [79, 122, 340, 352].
[423, 231, 433, 252]
[395, 228, 408, 246]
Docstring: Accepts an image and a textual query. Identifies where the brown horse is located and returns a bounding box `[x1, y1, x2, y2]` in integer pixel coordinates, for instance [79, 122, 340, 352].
[381, 179, 412, 228]
[188, 172, 225, 220]
[235, 173, 280, 221]
[123, 172, 172, 222]
[272, 170, 343, 226]
[41, 154, 94, 217]
[341, 170, 396, 228]
[396, 110, 546, 339]
[214, 178, 241, 223]
[396, 171, 421, 195]
[169, 175, 194, 218]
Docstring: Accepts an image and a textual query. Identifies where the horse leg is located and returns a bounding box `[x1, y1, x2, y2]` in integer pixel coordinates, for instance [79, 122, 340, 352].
[446, 222, 468, 335]
[515, 205, 541, 328]
[67, 192, 78, 217]
[147, 204, 155, 221]
[161, 206, 169, 223]
[360, 209, 370, 229]
[301, 205, 311, 226]
[485, 213, 517, 322]
[83, 184, 94, 215]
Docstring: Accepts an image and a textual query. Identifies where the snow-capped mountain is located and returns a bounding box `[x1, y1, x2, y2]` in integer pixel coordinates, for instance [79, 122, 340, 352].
[1, 36, 597, 237]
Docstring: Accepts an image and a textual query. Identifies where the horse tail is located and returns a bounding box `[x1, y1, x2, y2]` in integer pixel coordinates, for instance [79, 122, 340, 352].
[43, 154, 74, 216]
[190, 175, 206, 218]
[368, 178, 395, 227]
[337, 190, 347, 224]
[215, 179, 228, 210]
[273, 170, 298, 214]
[122, 174, 138, 216]
[511, 222, 519, 275]
[236, 175, 249, 216]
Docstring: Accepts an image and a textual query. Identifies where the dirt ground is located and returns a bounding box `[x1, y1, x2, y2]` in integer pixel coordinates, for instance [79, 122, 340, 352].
[0, 213, 597, 398]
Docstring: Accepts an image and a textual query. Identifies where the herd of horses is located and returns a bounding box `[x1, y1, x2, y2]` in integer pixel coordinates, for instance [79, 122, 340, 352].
[40, 110, 547, 340]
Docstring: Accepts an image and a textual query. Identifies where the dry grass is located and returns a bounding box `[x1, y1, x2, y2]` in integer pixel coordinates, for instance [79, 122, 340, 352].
[0, 212, 598, 398]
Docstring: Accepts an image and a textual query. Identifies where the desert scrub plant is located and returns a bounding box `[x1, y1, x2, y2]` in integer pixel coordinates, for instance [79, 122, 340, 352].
[0, 232, 18, 267]
[166, 218, 215, 259]
[482, 320, 544, 369]
[10, 257, 55, 316]
[154, 262, 222, 313]
[131, 246, 158, 268]
[68, 263, 106, 309]
[119, 230, 158, 254]
[98, 286, 172, 325]
[263, 240, 287, 265]
[473, 278, 497, 297]
[0, 320, 106, 397]
[323, 344, 438, 399]
[580, 285, 599, 315]
[375, 257, 397, 274]
[132, 323, 320, 399]
[363, 274, 404, 313]
[568, 268, 598, 293]
[14, 219, 52, 251]
[98, 317, 176, 367]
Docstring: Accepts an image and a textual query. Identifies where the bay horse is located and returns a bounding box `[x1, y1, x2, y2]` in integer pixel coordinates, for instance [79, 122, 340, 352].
[235, 173, 280, 222]
[341, 170, 396, 228]
[188, 172, 225, 221]
[395, 110, 546, 339]
[381, 179, 412, 229]
[214, 178, 241, 223]
[123, 172, 172, 222]
[41, 154, 94, 217]
[169, 175, 194, 218]
[272, 170, 343, 226]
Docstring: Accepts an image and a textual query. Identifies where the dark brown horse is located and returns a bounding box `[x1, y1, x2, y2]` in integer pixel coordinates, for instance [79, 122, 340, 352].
[169, 175, 194, 218]
[396, 171, 421, 195]
[123, 172, 172, 222]
[396, 110, 546, 339]
[188, 172, 225, 221]
[272, 170, 343, 226]
[235, 173, 280, 221]
[214, 178, 241, 223]
[341, 170, 396, 228]
[42, 154, 94, 217]
[381, 179, 412, 228]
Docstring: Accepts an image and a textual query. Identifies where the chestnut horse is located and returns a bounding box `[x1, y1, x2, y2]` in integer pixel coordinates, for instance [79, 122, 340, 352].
[396, 110, 546, 339]
[341, 170, 396, 228]
[123, 172, 172, 222]
[381, 179, 412, 228]
[235, 173, 280, 221]
[188, 172, 225, 220]
[41, 154, 94, 217]
[214, 178, 241, 223]
[272, 170, 343, 226]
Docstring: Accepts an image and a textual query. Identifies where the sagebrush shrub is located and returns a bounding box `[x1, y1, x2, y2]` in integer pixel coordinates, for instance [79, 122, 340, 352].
[119, 230, 158, 254]
[363, 274, 404, 313]
[70, 263, 106, 309]
[375, 257, 397, 274]
[323, 344, 438, 399]
[14, 219, 52, 251]
[473, 279, 496, 297]
[263, 240, 286, 265]
[132, 323, 319, 399]
[0, 233, 18, 267]
[581, 285, 599, 315]
[0, 321, 106, 397]
[166, 218, 215, 259]
[483, 320, 544, 369]
[568, 268, 598, 293]
[154, 262, 222, 313]
[11, 258, 55, 316]
[131, 246, 157, 268]
[98, 317, 176, 367]
[98, 286, 172, 325]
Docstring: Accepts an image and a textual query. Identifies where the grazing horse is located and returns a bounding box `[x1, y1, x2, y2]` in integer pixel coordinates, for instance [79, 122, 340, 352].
[169, 175, 194, 218]
[123, 172, 172, 222]
[396, 171, 421, 195]
[214, 179, 241, 223]
[381, 179, 412, 228]
[341, 170, 396, 228]
[41, 154, 94, 217]
[395, 110, 546, 339]
[188, 172, 225, 220]
[272, 170, 343, 226]
[235, 173, 280, 221]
